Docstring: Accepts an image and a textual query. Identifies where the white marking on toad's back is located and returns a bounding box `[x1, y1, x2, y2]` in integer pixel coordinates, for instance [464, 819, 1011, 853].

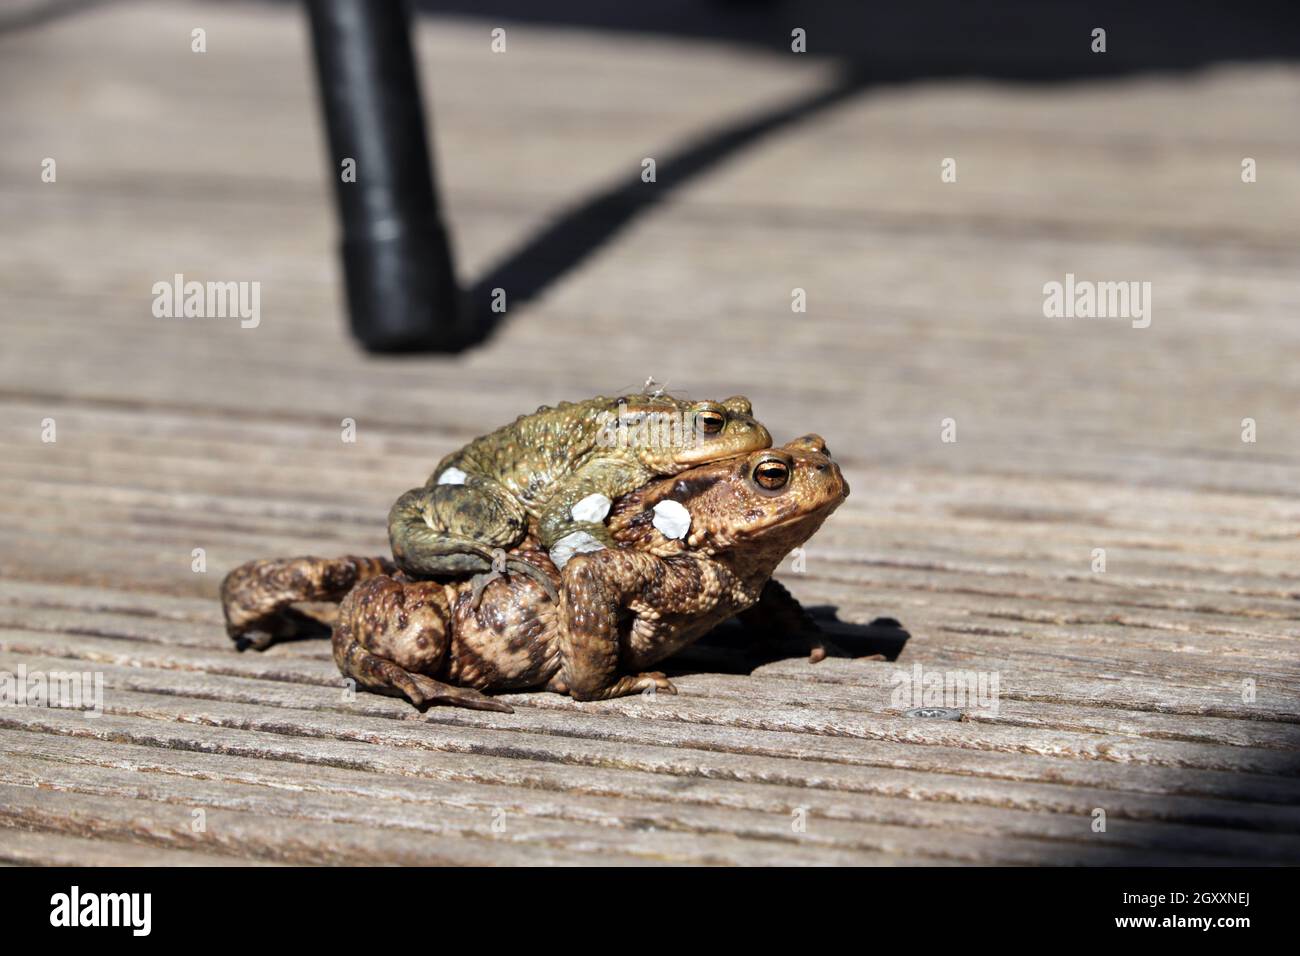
[550, 531, 606, 569]
[652, 500, 691, 539]
[437, 467, 468, 486]
[570, 493, 611, 523]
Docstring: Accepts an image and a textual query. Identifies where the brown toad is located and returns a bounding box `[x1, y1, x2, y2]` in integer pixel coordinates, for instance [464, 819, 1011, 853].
[222, 436, 846, 711]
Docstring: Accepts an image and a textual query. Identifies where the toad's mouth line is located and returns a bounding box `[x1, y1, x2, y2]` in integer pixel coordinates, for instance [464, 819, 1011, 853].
[671, 439, 774, 463]
[692, 499, 845, 537]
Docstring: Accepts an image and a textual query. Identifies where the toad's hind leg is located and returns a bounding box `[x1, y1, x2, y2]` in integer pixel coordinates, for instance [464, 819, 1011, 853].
[221, 555, 395, 651]
[333, 575, 513, 713]
[388, 478, 530, 575]
[388, 479, 557, 603]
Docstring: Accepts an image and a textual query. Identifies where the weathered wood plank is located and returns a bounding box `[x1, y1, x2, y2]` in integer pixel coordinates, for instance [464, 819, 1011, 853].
[0, 712, 1292, 865]
[4, 728, 1287, 865]
[0, 827, 270, 867]
[0, 784, 663, 867]
[2, 599, 1294, 751]
[9, 648, 1300, 819]
[1, 0, 1297, 865]
[3, 673, 1299, 843]
[4, 621, 1296, 735]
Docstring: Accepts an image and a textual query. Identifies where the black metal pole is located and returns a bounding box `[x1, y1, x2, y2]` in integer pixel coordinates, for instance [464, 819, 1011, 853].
[306, 0, 469, 352]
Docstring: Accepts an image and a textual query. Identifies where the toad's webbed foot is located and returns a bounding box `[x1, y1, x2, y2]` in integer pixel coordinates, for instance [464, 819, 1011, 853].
[233, 612, 324, 653]
[738, 578, 845, 663]
[351, 652, 513, 713]
[805, 633, 849, 663]
[572, 671, 677, 701]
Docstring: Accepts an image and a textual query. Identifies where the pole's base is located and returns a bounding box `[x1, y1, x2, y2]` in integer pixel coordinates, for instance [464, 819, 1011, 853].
[341, 226, 471, 353]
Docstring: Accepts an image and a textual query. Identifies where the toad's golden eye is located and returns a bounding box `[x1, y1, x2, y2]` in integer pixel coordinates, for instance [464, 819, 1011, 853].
[753, 459, 790, 490]
[695, 409, 726, 435]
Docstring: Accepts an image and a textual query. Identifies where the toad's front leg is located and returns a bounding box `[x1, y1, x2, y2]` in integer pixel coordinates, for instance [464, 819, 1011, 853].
[553, 548, 687, 701]
[536, 461, 647, 563]
[221, 555, 395, 651]
[738, 578, 844, 663]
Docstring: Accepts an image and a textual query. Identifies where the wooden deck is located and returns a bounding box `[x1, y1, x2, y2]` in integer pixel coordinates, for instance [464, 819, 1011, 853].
[1, 1, 1298, 865]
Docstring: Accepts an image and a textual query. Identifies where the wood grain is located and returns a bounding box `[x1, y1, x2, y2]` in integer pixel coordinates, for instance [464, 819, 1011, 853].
[0, 1, 1296, 864]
